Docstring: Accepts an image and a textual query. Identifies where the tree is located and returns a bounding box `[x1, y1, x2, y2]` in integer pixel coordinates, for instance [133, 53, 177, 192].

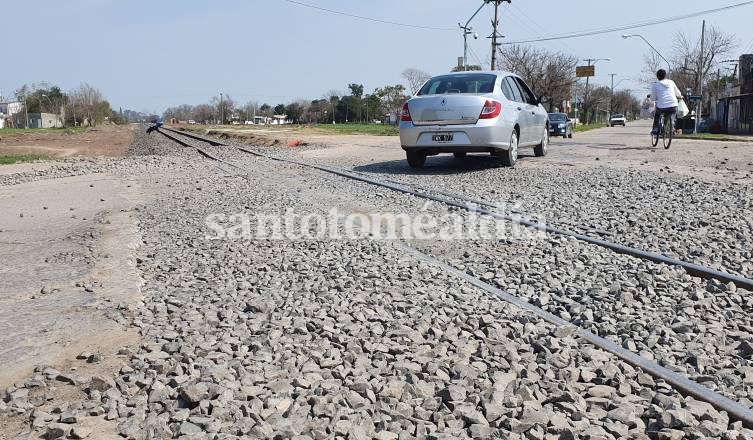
[194, 104, 213, 124]
[362, 94, 381, 123]
[499, 45, 578, 112]
[581, 86, 612, 124]
[241, 101, 258, 122]
[610, 90, 640, 117]
[210, 94, 235, 124]
[67, 83, 111, 127]
[451, 65, 482, 72]
[348, 84, 364, 99]
[308, 99, 328, 123]
[323, 90, 341, 123]
[347, 84, 365, 122]
[259, 103, 273, 118]
[641, 24, 737, 115]
[375, 84, 408, 124]
[672, 24, 736, 92]
[273, 104, 286, 115]
[401, 69, 431, 95]
[286, 100, 308, 123]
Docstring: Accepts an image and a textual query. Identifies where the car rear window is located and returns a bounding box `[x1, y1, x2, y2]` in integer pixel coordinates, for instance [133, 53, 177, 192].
[612, 114, 624, 118]
[418, 74, 497, 95]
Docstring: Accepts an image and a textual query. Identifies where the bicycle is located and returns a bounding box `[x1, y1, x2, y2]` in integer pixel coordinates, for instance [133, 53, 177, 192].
[651, 111, 673, 149]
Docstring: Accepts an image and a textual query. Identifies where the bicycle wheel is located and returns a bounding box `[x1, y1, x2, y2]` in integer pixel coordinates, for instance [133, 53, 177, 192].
[651, 117, 660, 147]
[663, 115, 673, 149]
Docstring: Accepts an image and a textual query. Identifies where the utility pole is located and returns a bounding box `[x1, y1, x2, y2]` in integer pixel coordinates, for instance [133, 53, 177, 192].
[24, 91, 29, 129]
[220, 93, 224, 125]
[695, 20, 705, 134]
[486, 0, 510, 70]
[581, 57, 610, 124]
[609, 73, 617, 117]
[71, 96, 77, 127]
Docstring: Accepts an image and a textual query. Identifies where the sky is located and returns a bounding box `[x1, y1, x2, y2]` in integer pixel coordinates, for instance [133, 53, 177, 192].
[3, 0, 753, 114]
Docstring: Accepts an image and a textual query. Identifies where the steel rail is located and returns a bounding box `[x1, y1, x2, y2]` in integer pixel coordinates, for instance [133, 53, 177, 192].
[154, 128, 753, 289]
[161, 126, 229, 147]
[393, 240, 753, 428]
[236, 147, 753, 291]
[156, 129, 753, 426]
[155, 128, 243, 171]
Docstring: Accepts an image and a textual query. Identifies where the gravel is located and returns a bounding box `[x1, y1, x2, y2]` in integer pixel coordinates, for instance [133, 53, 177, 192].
[307, 153, 753, 279]
[228, 143, 753, 409]
[5, 130, 753, 439]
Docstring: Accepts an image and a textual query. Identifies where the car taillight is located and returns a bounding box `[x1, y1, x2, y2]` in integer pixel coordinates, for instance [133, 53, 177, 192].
[479, 100, 502, 119]
[400, 102, 412, 122]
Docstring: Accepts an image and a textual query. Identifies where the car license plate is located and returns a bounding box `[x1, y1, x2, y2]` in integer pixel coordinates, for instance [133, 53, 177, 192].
[432, 133, 453, 142]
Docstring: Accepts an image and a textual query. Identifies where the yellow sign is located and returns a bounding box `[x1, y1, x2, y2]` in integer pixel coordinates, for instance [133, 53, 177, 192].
[576, 66, 595, 77]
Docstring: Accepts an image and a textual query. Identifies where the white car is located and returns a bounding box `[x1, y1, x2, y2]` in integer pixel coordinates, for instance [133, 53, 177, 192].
[610, 114, 627, 127]
[398, 71, 550, 168]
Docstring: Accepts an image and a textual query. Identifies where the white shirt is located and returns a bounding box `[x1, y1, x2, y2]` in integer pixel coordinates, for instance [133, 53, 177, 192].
[651, 79, 683, 109]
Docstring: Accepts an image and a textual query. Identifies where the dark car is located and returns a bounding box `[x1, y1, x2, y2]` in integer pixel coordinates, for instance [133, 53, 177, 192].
[548, 113, 573, 138]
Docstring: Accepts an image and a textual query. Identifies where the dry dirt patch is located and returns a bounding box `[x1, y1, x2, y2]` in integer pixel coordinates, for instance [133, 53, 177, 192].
[0, 125, 134, 158]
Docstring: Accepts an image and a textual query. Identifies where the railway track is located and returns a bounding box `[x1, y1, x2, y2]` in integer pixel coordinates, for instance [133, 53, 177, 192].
[155, 126, 753, 427]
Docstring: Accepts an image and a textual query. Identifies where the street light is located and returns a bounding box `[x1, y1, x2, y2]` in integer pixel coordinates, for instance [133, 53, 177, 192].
[622, 34, 671, 78]
[459, 2, 485, 70]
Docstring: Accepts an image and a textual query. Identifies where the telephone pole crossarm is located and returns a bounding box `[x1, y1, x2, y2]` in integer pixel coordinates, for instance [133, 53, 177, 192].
[485, 0, 511, 70]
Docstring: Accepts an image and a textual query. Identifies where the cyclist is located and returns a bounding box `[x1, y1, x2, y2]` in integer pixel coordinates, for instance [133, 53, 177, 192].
[146, 118, 163, 134]
[650, 69, 683, 136]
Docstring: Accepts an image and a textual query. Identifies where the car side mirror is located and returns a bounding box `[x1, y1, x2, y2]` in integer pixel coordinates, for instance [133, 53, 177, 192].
[537, 96, 549, 105]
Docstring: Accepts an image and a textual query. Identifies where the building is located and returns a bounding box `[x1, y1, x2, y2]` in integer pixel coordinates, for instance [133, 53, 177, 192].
[0, 101, 23, 116]
[716, 54, 753, 134]
[14, 112, 62, 129]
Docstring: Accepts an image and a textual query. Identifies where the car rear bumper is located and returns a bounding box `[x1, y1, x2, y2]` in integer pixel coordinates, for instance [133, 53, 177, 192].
[399, 121, 513, 153]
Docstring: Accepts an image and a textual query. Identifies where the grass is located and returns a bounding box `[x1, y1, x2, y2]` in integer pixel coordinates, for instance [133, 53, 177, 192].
[0, 154, 51, 165]
[676, 132, 753, 142]
[0, 127, 88, 135]
[573, 123, 607, 133]
[310, 123, 399, 136]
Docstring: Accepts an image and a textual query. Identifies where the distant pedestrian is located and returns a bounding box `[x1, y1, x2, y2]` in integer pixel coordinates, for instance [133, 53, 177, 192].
[650, 69, 683, 135]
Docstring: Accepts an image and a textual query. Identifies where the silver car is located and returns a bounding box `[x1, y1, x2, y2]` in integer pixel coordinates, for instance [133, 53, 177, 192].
[399, 71, 549, 167]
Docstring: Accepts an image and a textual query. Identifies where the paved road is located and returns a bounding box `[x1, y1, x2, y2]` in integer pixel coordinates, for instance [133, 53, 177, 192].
[300, 120, 752, 184]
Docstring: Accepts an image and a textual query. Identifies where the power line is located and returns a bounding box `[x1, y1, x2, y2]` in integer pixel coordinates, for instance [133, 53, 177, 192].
[467, 46, 486, 69]
[507, 3, 579, 55]
[503, 1, 753, 44]
[282, 0, 455, 31]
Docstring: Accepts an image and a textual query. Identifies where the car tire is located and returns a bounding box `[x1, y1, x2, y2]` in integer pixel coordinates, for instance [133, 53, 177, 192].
[453, 152, 467, 158]
[499, 131, 518, 167]
[406, 151, 426, 168]
[534, 126, 548, 157]
[567, 131, 573, 139]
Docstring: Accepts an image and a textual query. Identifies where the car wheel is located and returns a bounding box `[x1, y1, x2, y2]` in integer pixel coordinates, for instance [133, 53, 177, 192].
[499, 130, 518, 167]
[567, 131, 573, 139]
[453, 152, 467, 158]
[406, 151, 426, 168]
[534, 126, 548, 157]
